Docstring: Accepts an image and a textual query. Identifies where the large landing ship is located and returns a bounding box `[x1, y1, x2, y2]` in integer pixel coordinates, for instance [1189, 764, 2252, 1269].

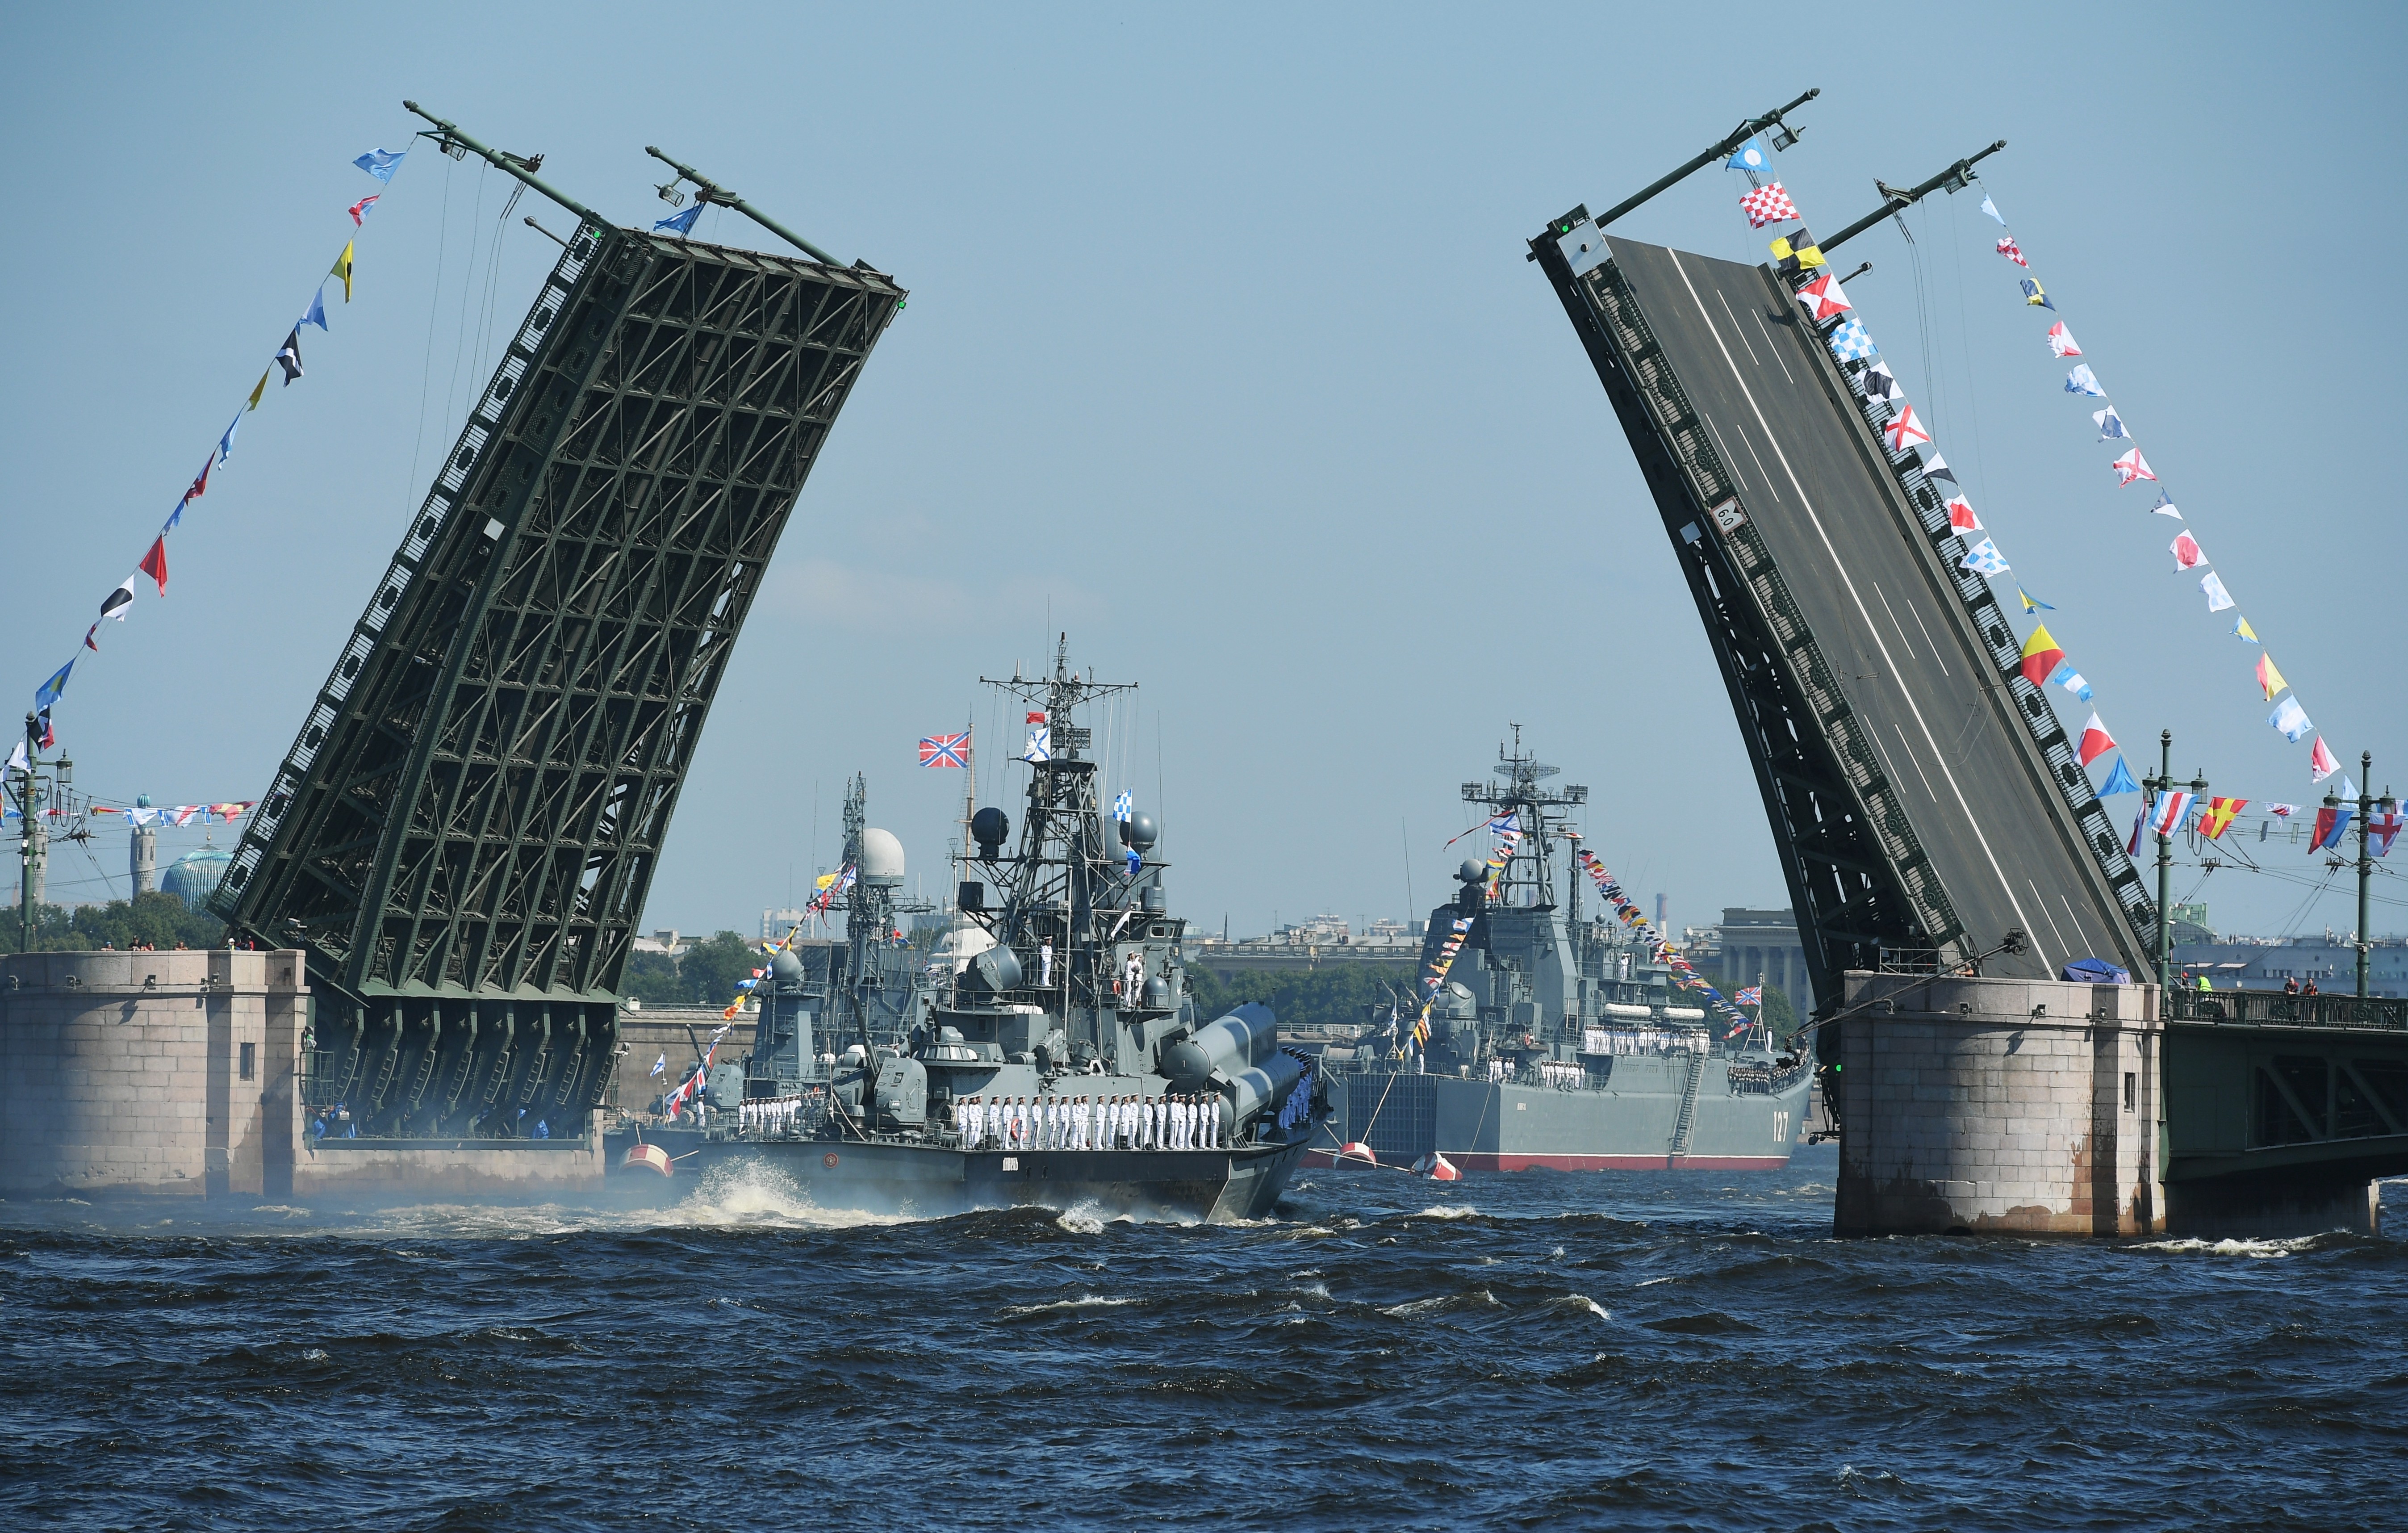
[610, 642, 1328, 1221]
[1314, 740, 1813, 1172]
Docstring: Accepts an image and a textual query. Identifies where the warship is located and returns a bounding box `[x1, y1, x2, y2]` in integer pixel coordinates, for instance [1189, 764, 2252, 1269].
[1313, 737, 1814, 1171]
[607, 641, 1328, 1221]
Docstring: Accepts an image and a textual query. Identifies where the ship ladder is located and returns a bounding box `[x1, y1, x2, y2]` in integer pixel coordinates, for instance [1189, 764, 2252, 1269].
[1668, 1048, 1706, 1161]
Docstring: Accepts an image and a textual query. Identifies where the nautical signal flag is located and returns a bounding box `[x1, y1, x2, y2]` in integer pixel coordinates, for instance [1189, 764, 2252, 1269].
[1797, 272, 1850, 320]
[1996, 236, 2029, 268]
[2049, 659, 2093, 701]
[2369, 810, 2404, 858]
[918, 732, 970, 767]
[354, 147, 408, 182]
[139, 538, 167, 596]
[2150, 497, 2183, 520]
[2267, 803, 2299, 819]
[1726, 137, 1772, 172]
[1860, 361, 1900, 402]
[2021, 277, 2054, 309]
[2093, 406, 2129, 440]
[2065, 364, 2104, 396]
[2047, 322, 2081, 358]
[2310, 735, 2340, 782]
[1960, 538, 2010, 576]
[2270, 696, 2313, 743]
[1828, 318, 1877, 363]
[2097, 756, 2140, 796]
[653, 204, 703, 237]
[33, 660, 72, 714]
[275, 328, 303, 385]
[348, 193, 378, 225]
[2201, 573, 2234, 612]
[2151, 790, 2198, 838]
[2199, 797, 2249, 841]
[2313, 803, 2353, 851]
[2078, 712, 2116, 766]
[332, 241, 355, 303]
[1740, 182, 1799, 228]
[99, 576, 137, 622]
[2170, 531, 2205, 570]
[2018, 584, 2054, 613]
[1883, 405, 1931, 454]
[2256, 653, 2287, 701]
[1923, 454, 1957, 487]
[2113, 448, 2156, 485]
[301, 286, 328, 333]
[2019, 624, 2065, 687]
[1947, 495, 1982, 533]
[2234, 616, 2260, 643]
[1771, 233, 1826, 273]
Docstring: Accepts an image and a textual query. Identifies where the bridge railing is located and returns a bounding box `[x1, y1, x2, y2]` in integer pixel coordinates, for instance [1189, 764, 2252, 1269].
[2167, 986, 2408, 1032]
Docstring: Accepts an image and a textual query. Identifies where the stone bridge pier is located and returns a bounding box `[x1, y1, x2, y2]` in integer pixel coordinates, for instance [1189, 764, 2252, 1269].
[1833, 972, 2168, 1237]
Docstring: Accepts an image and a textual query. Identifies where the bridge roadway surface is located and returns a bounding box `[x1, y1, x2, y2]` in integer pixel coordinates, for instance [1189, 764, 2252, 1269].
[1608, 238, 2136, 982]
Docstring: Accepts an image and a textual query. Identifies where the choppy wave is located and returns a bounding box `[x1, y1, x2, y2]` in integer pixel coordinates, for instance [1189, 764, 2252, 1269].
[4, 1143, 2399, 1531]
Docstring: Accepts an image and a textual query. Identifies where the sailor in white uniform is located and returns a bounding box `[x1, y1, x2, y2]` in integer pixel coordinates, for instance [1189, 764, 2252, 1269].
[1150, 1094, 1165, 1149]
[987, 1095, 1004, 1150]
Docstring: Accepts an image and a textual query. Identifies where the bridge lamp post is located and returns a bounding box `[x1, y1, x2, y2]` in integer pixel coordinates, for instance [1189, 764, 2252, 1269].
[2335, 751, 2394, 999]
[2144, 731, 2209, 993]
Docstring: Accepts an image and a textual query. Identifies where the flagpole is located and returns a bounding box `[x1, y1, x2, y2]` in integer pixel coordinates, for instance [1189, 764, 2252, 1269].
[1821, 141, 2008, 254]
[401, 102, 600, 226]
[644, 147, 841, 266]
[1591, 88, 1820, 228]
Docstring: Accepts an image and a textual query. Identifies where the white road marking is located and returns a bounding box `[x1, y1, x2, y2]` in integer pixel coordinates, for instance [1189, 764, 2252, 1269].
[1752, 309, 1795, 386]
[1665, 249, 2046, 968]
[2028, 880, 2072, 961]
[1871, 580, 1919, 662]
[1894, 723, 1940, 804]
[1909, 603, 1949, 678]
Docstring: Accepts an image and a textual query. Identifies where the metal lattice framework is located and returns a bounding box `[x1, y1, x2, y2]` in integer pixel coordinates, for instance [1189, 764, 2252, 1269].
[212, 214, 901, 1138]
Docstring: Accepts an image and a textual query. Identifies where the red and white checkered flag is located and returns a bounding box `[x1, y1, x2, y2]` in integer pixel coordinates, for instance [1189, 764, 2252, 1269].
[1996, 236, 2028, 268]
[1739, 182, 1799, 229]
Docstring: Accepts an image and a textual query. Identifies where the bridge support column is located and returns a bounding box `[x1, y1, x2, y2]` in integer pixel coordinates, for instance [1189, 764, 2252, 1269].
[1835, 972, 2165, 1237]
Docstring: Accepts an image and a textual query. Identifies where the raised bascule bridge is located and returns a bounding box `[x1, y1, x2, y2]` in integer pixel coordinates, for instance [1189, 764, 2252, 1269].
[211, 107, 903, 1153]
[1531, 95, 2408, 1236]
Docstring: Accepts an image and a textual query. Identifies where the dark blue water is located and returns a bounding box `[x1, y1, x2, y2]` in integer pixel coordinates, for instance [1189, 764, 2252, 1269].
[4, 1148, 2402, 1531]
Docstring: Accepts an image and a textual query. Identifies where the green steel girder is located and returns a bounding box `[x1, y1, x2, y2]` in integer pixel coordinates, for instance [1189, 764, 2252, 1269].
[216, 223, 903, 1012]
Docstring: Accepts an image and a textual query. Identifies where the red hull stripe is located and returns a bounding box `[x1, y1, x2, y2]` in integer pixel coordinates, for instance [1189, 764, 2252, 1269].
[1304, 1152, 1792, 1172]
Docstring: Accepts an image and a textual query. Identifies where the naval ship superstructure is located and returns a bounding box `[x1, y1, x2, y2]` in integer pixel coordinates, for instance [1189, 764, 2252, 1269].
[612, 642, 1328, 1221]
[1315, 740, 1813, 1171]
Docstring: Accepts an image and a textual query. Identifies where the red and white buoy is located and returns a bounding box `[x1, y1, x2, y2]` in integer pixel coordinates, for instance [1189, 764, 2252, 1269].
[1336, 1141, 1378, 1167]
[1412, 1152, 1461, 1182]
[620, 1141, 674, 1177]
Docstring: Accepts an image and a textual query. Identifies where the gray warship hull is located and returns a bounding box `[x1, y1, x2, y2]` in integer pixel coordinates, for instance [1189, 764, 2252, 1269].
[1313, 1055, 1813, 1172]
[608, 1126, 1311, 1222]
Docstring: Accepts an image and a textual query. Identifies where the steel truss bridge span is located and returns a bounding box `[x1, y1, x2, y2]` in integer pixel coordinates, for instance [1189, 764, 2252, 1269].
[213, 212, 903, 1140]
[1531, 213, 2153, 1007]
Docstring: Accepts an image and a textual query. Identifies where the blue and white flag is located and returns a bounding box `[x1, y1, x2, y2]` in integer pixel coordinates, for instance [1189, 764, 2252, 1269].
[1725, 137, 1771, 172]
[1023, 725, 1051, 764]
[33, 659, 72, 713]
[217, 410, 241, 467]
[2092, 405, 2127, 440]
[2201, 571, 2235, 612]
[2097, 756, 2140, 796]
[2270, 695, 2313, 743]
[2064, 364, 2104, 396]
[1827, 318, 1877, 362]
[1959, 538, 2010, 576]
[1112, 791, 1132, 822]
[1980, 195, 2005, 225]
[649, 1053, 666, 1077]
[653, 204, 703, 236]
[2048, 658, 2093, 701]
[301, 285, 328, 332]
[354, 148, 409, 182]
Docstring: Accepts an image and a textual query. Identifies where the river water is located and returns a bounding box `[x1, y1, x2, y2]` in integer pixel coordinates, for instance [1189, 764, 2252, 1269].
[4, 1147, 2401, 1531]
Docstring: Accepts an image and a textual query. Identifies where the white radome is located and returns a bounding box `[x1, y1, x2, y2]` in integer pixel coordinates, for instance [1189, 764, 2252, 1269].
[857, 827, 906, 886]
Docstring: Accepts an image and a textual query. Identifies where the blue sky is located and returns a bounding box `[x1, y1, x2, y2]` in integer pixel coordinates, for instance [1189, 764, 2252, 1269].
[4, 2, 2402, 946]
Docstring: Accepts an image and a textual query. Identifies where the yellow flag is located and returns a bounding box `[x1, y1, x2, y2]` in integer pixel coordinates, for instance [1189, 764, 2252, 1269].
[2257, 653, 2287, 701]
[1793, 243, 1827, 270]
[331, 241, 354, 303]
[2235, 616, 2259, 643]
[1768, 236, 1793, 263]
[247, 369, 268, 411]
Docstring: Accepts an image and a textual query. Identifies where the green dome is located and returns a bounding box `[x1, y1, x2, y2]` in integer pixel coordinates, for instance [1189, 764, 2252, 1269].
[162, 848, 233, 912]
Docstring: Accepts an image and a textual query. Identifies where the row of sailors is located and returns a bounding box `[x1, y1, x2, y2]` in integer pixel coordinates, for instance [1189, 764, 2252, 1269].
[954, 1093, 1221, 1152]
[738, 1095, 810, 1137]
